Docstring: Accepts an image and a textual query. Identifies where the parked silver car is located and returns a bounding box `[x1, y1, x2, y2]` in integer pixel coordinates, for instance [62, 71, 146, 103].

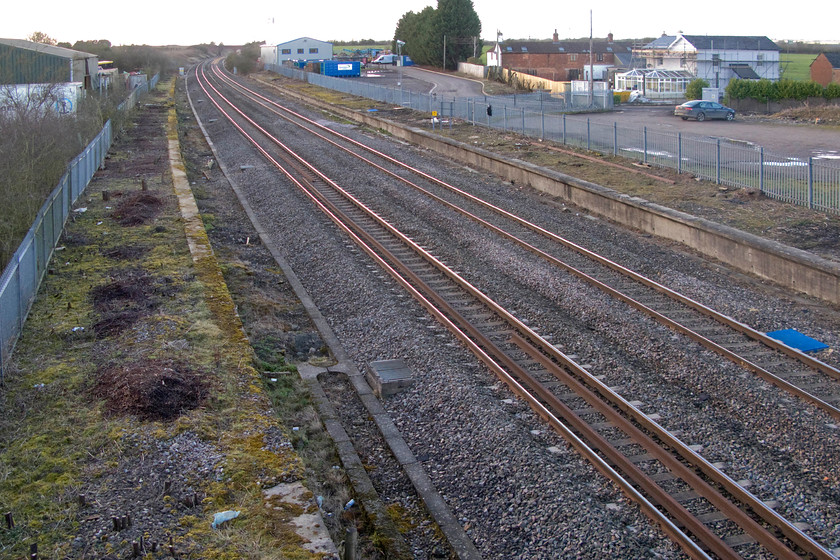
[674, 100, 735, 121]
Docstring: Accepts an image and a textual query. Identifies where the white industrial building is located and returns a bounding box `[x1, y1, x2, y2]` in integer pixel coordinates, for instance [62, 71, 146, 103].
[260, 37, 332, 67]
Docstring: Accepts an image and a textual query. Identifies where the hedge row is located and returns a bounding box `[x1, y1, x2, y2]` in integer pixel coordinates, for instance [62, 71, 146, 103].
[726, 79, 840, 102]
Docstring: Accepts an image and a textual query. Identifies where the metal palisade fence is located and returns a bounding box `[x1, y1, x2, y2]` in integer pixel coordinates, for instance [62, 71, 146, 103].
[267, 63, 839, 215]
[0, 73, 159, 380]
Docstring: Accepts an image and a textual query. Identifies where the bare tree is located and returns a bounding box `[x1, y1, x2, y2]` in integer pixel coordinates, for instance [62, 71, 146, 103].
[27, 31, 58, 46]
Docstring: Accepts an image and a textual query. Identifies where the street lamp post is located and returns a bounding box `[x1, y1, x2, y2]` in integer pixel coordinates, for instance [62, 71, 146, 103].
[396, 39, 405, 103]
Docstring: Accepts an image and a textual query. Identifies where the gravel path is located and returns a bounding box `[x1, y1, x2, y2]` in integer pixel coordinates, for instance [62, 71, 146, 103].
[187, 71, 840, 559]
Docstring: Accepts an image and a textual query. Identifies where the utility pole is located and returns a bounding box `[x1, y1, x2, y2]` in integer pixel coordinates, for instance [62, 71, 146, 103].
[589, 10, 594, 107]
[443, 35, 446, 70]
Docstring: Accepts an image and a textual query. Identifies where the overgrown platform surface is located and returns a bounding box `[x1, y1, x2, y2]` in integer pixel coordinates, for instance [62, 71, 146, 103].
[0, 82, 328, 559]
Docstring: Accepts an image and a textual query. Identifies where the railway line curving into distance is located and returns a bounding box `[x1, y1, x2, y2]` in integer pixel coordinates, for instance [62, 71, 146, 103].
[187, 59, 840, 559]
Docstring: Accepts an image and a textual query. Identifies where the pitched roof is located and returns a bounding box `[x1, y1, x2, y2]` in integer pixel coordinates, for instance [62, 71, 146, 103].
[645, 35, 677, 48]
[499, 39, 633, 55]
[730, 64, 761, 79]
[819, 52, 840, 69]
[0, 38, 96, 60]
[680, 35, 779, 51]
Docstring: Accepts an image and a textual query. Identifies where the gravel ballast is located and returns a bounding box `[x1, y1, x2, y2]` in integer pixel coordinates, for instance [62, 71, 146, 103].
[186, 70, 840, 559]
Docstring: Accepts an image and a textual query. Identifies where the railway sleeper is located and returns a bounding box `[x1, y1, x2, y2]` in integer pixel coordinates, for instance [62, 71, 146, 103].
[695, 511, 730, 526]
[723, 533, 757, 547]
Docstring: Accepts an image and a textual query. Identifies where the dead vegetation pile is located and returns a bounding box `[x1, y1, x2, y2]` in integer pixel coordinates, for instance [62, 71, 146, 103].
[89, 267, 173, 337]
[771, 104, 840, 125]
[110, 191, 164, 226]
[94, 358, 209, 421]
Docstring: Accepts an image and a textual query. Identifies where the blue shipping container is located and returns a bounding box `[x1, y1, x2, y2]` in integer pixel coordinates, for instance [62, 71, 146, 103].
[321, 61, 361, 77]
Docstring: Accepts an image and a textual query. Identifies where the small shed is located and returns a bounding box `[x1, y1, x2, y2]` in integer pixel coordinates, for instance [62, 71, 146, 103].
[0, 38, 99, 89]
[810, 53, 840, 87]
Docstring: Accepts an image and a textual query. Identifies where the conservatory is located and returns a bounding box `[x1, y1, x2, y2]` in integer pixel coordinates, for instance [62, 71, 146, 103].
[615, 69, 694, 100]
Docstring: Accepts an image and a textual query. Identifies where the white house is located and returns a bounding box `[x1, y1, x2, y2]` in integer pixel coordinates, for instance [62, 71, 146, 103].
[487, 43, 502, 67]
[261, 37, 332, 67]
[634, 34, 780, 90]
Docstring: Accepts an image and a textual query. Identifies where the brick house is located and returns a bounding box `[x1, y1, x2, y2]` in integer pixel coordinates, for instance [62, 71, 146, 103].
[490, 30, 633, 81]
[810, 53, 840, 87]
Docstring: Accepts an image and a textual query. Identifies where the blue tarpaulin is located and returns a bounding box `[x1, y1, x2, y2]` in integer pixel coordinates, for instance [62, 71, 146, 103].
[766, 329, 829, 353]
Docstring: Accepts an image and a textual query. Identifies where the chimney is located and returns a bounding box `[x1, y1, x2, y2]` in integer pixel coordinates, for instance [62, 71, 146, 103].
[553, 29, 559, 42]
[607, 32, 613, 43]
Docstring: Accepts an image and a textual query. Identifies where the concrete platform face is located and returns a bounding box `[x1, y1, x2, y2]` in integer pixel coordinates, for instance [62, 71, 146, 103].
[367, 359, 414, 398]
[264, 482, 338, 557]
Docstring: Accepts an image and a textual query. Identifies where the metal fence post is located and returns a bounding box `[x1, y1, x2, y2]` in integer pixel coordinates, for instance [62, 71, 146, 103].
[716, 139, 721, 184]
[808, 157, 814, 209]
[587, 118, 591, 151]
[562, 114, 566, 145]
[522, 108, 525, 135]
[541, 110, 545, 140]
[759, 147, 764, 193]
[504, 105, 508, 132]
[643, 127, 648, 165]
[613, 122, 617, 156]
[678, 132, 682, 174]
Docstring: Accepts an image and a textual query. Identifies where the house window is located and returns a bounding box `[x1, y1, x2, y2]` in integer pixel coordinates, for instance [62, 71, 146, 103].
[281, 49, 292, 54]
[756, 53, 764, 66]
[597, 53, 603, 62]
[680, 57, 686, 68]
[309, 48, 319, 54]
[655, 57, 663, 66]
[712, 54, 721, 66]
[297, 48, 304, 54]
[569, 54, 577, 61]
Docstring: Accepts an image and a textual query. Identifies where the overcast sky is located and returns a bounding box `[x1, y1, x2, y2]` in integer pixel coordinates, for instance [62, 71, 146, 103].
[2, 0, 837, 47]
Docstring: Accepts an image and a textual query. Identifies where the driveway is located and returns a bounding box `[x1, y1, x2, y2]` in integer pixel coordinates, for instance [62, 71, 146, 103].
[363, 65, 486, 98]
[576, 105, 840, 161]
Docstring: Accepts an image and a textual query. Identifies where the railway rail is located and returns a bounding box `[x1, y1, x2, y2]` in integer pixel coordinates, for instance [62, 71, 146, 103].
[189, 60, 839, 559]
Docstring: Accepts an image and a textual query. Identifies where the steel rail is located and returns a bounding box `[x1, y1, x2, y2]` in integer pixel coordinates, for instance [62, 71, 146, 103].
[193, 61, 719, 558]
[193, 61, 836, 559]
[211, 65, 840, 412]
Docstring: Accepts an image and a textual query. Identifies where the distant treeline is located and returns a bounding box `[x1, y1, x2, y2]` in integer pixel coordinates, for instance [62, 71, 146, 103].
[777, 41, 840, 54]
[331, 40, 388, 46]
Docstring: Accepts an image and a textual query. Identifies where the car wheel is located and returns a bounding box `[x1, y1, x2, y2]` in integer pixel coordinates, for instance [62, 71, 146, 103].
[726, 112, 734, 121]
[681, 116, 688, 120]
[696, 112, 705, 122]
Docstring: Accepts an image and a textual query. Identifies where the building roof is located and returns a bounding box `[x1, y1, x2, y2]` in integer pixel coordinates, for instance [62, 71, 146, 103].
[730, 64, 761, 79]
[0, 38, 96, 60]
[497, 39, 633, 55]
[816, 52, 840, 69]
[619, 68, 693, 79]
[679, 35, 779, 51]
[273, 37, 332, 47]
[643, 34, 779, 52]
[645, 35, 677, 49]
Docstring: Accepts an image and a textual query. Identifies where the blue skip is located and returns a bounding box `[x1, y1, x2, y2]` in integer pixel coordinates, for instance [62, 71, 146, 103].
[766, 329, 829, 353]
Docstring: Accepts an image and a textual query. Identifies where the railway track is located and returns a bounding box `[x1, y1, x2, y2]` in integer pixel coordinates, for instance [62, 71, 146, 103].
[189, 60, 839, 559]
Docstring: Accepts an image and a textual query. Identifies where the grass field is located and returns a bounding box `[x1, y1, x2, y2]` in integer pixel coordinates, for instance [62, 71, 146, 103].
[780, 53, 818, 81]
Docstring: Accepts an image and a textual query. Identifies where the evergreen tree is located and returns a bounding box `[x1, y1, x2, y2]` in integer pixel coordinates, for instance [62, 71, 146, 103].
[394, 0, 481, 70]
[435, 0, 481, 70]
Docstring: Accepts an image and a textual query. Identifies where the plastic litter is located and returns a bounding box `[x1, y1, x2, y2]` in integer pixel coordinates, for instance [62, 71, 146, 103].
[211, 510, 240, 529]
[316, 495, 323, 508]
[344, 499, 355, 510]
